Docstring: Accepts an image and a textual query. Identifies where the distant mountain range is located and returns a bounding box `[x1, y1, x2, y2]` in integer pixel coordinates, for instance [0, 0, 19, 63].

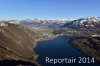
[0, 19, 67, 27]
[19, 19, 67, 27]
[63, 17, 100, 28]
[0, 17, 100, 28]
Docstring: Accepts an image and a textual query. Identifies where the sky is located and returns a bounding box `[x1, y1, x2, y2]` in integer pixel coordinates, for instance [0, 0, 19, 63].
[0, 0, 100, 20]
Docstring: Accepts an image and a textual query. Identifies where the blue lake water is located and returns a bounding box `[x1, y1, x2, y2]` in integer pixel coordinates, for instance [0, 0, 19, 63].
[35, 36, 99, 66]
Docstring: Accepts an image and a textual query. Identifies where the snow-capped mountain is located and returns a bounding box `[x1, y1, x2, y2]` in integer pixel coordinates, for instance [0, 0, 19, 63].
[63, 17, 100, 28]
[0, 20, 20, 25]
[0, 19, 67, 28]
[20, 19, 67, 27]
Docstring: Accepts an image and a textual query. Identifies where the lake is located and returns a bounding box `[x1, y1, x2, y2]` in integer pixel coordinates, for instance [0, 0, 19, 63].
[35, 36, 98, 66]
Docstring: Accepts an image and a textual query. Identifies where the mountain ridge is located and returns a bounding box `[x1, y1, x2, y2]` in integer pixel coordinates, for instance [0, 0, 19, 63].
[0, 23, 39, 66]
[63, 17, 100, 28]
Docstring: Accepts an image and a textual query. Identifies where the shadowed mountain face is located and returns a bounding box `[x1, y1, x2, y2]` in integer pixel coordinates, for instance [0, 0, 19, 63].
[0, 60, 37, 66]
[0, 23, 39, 66]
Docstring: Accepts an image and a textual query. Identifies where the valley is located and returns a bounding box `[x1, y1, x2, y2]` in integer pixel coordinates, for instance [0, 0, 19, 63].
[0, 17, 100, 66]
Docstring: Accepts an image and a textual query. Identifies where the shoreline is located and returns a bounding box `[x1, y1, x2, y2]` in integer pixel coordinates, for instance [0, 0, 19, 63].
[33, 36, 55, 66]
[33, 39, 41, 66]
[69, 36, 100, 63]
[34, 35, 100, 66]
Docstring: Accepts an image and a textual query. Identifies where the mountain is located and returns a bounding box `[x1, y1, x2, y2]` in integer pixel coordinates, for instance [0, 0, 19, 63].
[0, 22, 39, 66]
[0, 19, 67, 28]
[20, 19, 67, 27]
[63, 17, 100, 28]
